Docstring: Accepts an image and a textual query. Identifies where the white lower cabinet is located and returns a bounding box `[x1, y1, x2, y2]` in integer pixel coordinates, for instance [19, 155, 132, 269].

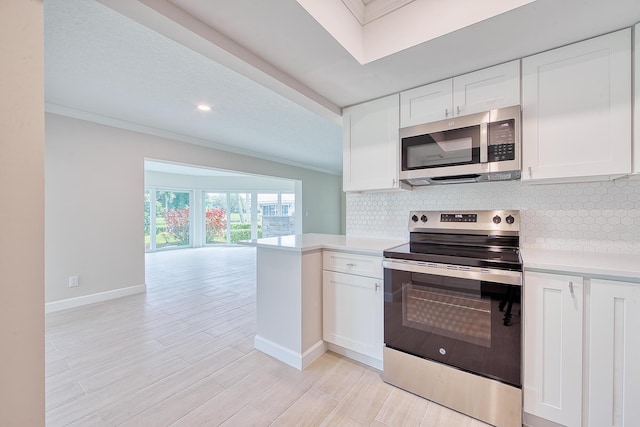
[524, 271, 640, 427]
[322, 251, 383, 368]
[588, 279, 640, 427]
[524, 271, 584, 427]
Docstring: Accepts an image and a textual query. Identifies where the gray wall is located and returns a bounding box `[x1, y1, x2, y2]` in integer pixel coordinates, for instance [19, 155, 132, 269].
[45, 113, 343, 303]
[0, 0, 45, 424]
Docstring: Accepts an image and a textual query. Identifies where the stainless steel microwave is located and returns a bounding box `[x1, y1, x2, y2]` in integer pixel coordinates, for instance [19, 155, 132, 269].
[399, 105, 521, 186]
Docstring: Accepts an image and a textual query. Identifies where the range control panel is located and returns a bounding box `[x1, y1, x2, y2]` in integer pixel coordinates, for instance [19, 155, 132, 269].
[409, 210, 519, 235]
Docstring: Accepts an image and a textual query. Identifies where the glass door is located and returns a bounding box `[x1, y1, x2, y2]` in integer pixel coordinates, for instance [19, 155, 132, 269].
[229, 193, 251, 244]
[203, 192, 228, 244]
[154, 189, 191, 249]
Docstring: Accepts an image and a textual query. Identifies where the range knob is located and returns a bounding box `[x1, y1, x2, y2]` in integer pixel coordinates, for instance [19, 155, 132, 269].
[420, 214, 428, 222]
[411, 214, 419, 222]
[506, 215, 515, 224]
[493, 215, 502, 224]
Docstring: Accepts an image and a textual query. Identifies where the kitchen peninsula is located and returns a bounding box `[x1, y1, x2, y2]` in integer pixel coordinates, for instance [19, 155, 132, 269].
[240, 233, 405, 370]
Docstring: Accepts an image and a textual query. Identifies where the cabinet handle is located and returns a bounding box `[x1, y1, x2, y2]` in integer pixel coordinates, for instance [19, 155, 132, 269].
[375, 283, 380, 291]
[456, 105, 461, 115]
[346, 263, 356, 267]
[528, 166, 532, 179]
[445, 108, 449, 117]
[569, 281, 574, 295]
[392, 178, 396, 186]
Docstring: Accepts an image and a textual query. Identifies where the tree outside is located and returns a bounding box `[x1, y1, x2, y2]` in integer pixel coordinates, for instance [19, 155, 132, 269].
[145, 188, 201, 249]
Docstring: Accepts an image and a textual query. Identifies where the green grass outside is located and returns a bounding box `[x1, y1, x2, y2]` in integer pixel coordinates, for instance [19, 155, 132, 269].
[145, 222, 260, 249]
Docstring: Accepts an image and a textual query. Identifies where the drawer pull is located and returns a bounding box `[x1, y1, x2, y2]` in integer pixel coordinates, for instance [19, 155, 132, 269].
[346, 263, 356, 267]
[569, 281, 574, 295]
[375, 282, 380, 291]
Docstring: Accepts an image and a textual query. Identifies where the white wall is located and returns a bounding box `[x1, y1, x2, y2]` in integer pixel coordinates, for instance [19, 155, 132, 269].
[45, 113, 343, 303]
[0, 0, 45, 424]
[347, 179, 640, 255]
[145, 170, 297, 192]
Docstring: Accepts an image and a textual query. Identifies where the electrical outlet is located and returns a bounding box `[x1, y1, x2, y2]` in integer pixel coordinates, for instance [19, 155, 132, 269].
[68, 275, 79, 288]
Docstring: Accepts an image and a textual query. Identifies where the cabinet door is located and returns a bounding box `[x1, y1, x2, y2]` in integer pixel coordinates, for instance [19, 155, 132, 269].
[400, 79, 452, 127]
[343, 94, 402, 192]
[323, 270, 383, 360]
[453, 60, 520, 117]
[522, 29, 632, 182]
[524, 271, 583, 427]
[589, 279, 640, 427]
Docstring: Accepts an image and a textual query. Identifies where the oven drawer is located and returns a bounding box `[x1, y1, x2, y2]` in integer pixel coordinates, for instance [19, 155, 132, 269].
[323, 251, 382, 279]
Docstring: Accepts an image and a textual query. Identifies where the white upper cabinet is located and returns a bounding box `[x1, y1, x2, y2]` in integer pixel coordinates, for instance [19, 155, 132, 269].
[343, 94, 407, 192]
[400, 60, 520, 127]
[452, 60, 521, 117]
[400, 79, 452, 127]
[521, 29, 632, 182]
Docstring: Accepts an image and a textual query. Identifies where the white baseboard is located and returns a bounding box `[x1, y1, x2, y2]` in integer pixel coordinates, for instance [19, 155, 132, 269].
[301, 340, 327, 369]
[45, 284, 147, 313]
[254, 336, 327, 370]
[326, 343, 383, 370]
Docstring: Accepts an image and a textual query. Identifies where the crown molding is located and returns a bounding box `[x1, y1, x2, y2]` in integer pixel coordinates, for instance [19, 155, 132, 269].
[342, 0, 416, 25]
[364, 0, 415, 24]
[341, 0, 366, 25]
[45, 103, 342, 176]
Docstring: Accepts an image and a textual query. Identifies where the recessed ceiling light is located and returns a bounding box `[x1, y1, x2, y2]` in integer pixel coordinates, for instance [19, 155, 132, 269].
[197, 104, 212, 112]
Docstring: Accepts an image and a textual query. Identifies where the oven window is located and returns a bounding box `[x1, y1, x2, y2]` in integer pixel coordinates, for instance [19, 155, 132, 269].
[403, 282, 491, 348]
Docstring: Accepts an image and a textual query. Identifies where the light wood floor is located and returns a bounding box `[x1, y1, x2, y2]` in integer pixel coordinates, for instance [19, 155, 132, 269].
[45, 246, 490, 426]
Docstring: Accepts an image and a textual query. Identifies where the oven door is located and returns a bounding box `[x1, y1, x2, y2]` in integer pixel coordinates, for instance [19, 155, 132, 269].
[383, 260, 522, 387]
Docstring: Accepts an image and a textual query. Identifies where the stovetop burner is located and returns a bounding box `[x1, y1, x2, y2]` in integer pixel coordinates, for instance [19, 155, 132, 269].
[384, 210, 522, 271]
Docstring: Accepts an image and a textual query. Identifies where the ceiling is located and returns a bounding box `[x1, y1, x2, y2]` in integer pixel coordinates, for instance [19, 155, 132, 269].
[44, 0, 640, 175]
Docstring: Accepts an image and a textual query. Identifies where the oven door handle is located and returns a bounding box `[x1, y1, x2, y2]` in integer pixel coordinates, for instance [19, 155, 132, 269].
[382, 259, 522, 286]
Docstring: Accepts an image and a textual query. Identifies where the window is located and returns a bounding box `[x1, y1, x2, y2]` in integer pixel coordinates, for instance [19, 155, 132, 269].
[147, 186, 297, 250]
[258, 192, 296, 237]
[145, 188, 192, 251]
[203, 192, 227, 244]
[281, 193, 295, 216]
[229, 193, 252, 244]
[261, 204, 277, 216]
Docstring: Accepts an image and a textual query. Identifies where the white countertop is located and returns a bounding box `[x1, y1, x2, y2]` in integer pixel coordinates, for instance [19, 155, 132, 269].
[239, 233, 406, 256]
[521, 248, 640, 282]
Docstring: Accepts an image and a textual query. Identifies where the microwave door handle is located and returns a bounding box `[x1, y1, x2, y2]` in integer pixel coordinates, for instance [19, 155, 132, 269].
[480, 122, 488, 163]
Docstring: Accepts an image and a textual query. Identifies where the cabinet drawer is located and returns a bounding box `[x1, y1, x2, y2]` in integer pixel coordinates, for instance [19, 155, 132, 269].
[323, 251, 382, 279]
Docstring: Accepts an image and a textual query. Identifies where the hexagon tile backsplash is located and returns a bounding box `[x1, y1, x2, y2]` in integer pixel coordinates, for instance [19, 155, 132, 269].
[346, 178, 640, 255]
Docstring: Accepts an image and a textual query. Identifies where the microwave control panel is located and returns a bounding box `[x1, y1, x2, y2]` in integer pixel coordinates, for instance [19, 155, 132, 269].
[488, 119, 516, 162]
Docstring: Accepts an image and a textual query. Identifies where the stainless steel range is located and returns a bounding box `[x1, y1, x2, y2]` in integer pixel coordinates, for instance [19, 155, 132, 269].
[382, 210, 522, 427]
